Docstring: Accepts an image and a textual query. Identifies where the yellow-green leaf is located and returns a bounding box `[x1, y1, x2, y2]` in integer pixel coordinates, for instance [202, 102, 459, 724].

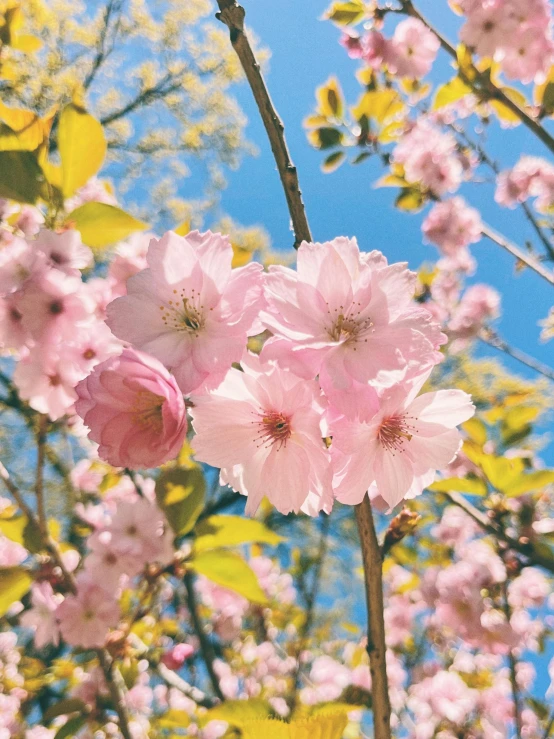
[67, 202, 149, 250]
[9, 33, 42, 52]
[191, 549, 268, 604]
[58, 103, 106, 197]
[202, 699, 272, 727]
[503, 470, 554, 498]
[322, 150, 345, 172]
[352, 89, 405, 124]
[317, 76, 344, 119]
[155, 467, 205, 536]
[158, 709, 191, 729]
[395, 187, 425, 211]
[463, 418, 487, 446]
[324, 0, 365, 25]
[432, 76, 472, 111]
[0, 150, 44, 203]
[194, 515, 283, 553]
[0, 567, 33, 617]
[490, 88, 527, 126]
[0, 102, 54, 151]
[480, 455, 525, 492]
[429, 476, 487, 496]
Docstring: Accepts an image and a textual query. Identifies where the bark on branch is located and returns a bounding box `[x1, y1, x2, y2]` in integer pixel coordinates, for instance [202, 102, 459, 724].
[215, 0, 312, 248]
[355, 495, 391, 739]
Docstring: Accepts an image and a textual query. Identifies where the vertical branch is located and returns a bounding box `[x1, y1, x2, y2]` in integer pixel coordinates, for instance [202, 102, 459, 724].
[355, 495, 391, 739]
[35, 414, 48, 533]
[183, 570, 225, 702]
[215, 0, 312, 248]
[502, 581, 522, 739]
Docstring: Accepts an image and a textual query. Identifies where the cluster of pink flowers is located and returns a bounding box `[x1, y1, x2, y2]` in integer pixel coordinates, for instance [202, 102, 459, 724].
[0, 228, 121, 420]
[458, 0, 554, 84]
[422, 196, 482, 273]
[495, 156, 554, 214]
[392, 120, 468, 197]
[80, 230, 475, 514]
[342, 18, 440, 79]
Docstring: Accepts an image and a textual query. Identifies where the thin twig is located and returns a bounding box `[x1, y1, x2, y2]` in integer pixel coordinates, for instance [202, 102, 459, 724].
[157, 663, 214, 708]
[35, 415, 48, 533]
[543, 710, 554, 739]
[401, 1, 554, 157]
[215, 0, 312, 248]
[183, 570, 225, 701]
[481, 224, 554, 286]
[355, 495, 391, 739]
[444, 491, 554, 575]
[502, 580, 522, 739]
[479, 329, 554, 382]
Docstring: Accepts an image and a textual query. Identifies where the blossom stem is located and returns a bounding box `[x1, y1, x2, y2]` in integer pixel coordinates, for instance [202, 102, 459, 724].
[183, 570, 225, 701]
[355, 494, 391, 739]
[444, 491, 554, 575]
[214, 0, 312, 248]
[478, 328, 554, 382]
[401, 0, 554, 157]
[0, 463, 134, 739]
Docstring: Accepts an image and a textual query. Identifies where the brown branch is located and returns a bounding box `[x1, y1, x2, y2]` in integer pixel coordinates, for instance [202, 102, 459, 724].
[479, 328, 554, 382]
[355, 495, 391, 739]
[183, 570, 225, 701]
[215, 0, 312, 248]
[444, 491, 554, 575]
[35, 414, 48, 533]
[480, 224, 554, 286]
[402, 1, 554, 157]
[502, 580, 522, 739]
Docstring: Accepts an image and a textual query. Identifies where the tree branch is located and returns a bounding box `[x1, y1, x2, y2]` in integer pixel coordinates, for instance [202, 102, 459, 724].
[479, 328, 554, 382]
[183, 570, 224, 701]
[215, 0, 312, 248]
[355, 495, 391, 739]
[480, 224, 554, 286]
[502, 580, 522, 739]
[444, 491, 554, 575]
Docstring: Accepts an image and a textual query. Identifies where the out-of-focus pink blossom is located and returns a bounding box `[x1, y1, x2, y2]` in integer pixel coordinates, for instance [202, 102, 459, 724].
[161, 643, 195, 670]
[386, 19, 440, 78]
[75, 348, 187, 469]
[56, 574, 120, 649]
[20, 582, 62, 648]
[447, 283, 501, 351]
[422, 197, 482, 264]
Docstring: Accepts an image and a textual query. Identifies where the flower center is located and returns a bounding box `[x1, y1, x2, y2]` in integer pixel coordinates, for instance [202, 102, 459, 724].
[159, 288, 207, 337]
[377, 414, 416, 455]
[254, 410, 292, 450]
[133, 390, 165, 433]
[326, 301, 374, 347]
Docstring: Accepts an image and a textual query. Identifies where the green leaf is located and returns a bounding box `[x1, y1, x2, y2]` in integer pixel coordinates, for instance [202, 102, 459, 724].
[58, 103, 106, 197]
[503, 470, 554, 498]
[429, 476, 488, 496]
[0, 567, 33, 617]
[201, 699, 272, 727]
[463, 418, 487, 446]
[155, 467, 206, 536]
[480, 455, 525, 492]
[324, 0, 365, 25]
[53, 715, 87, 739]
[395, 187, 425, 212]
[0, 151, 44, 203]
[322, 150, 345, 172]
[191, 549, 269, 604]
[0, 514, 42, 553]
[317, 77, 344, 119]
[432, 76, 472, 111]
[158, 709, 191, 729]
[67, 202, 149, 249]
[44, 698, 86, 722]
[194, 515, 283, 553]
[307, 127, 343, 150]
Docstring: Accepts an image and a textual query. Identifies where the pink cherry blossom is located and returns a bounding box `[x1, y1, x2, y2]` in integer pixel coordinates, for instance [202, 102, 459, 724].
[393, 120, 465, 196]
[447, 283, 500, 351]
[56, 573, 120, 649]
[106, 230, 264, 394]
[75, 348, 187, 469]
[261, 237, 445, 393]
[0, 533, 27, 567]
[0, 234, 42, 294]
[189, 354, 333, 515]
[20, 582, 62, 648]
[422, 197, 482, 259]
[34, 229, 93, 275]
[161, 643, 195, 670]
[105, 498, 174, 566]
[330, 374, 475, 508]
[386, 19, 440, 78]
